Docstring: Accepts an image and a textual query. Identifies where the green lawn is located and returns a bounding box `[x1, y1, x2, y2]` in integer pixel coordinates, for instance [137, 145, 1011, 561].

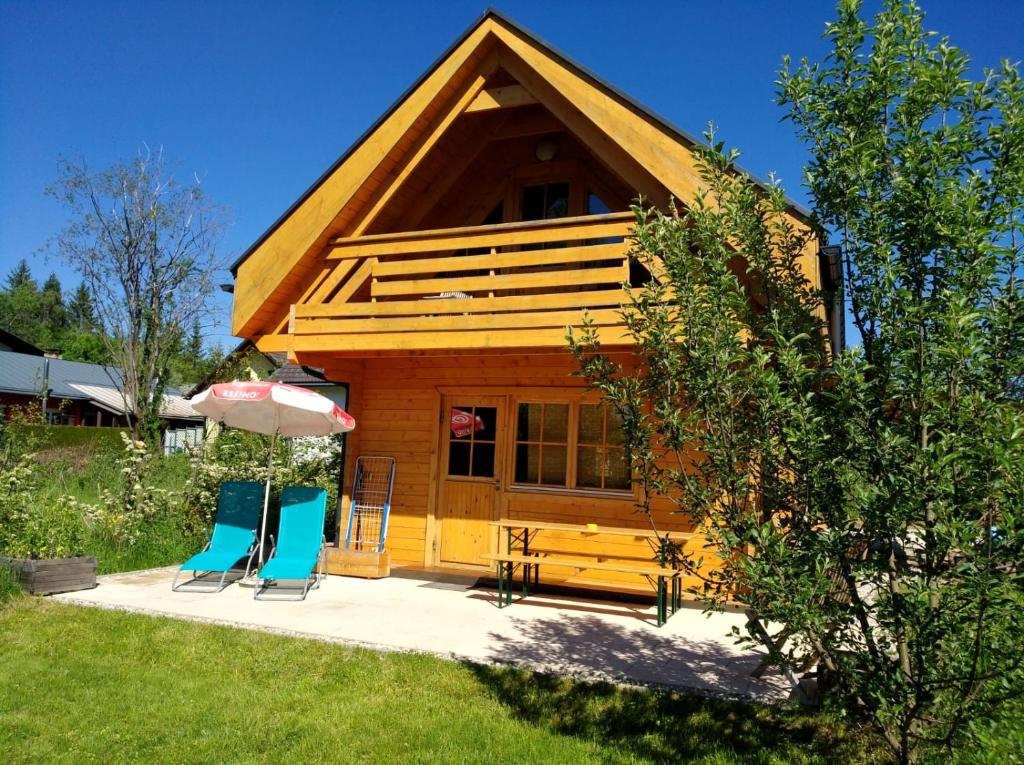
[0, 598, 884, 765]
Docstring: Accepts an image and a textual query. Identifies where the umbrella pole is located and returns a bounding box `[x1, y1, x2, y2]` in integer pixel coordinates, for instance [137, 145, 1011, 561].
[258, 430, 278, 568]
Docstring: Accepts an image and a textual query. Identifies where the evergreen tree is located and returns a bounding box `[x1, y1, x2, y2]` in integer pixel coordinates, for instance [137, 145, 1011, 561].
[38, 273, 69, 347]
[0, 260, 42, 343]
[67, 283, 97, 330]
[5, 260, 35, 292]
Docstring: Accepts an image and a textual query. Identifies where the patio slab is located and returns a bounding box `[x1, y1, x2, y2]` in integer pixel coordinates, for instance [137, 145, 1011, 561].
[51, 567, 791, 702]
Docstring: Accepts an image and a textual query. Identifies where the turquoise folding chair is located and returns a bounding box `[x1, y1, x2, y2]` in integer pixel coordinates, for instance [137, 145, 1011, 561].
[254, 486, 328, 601]
[172, 481, 263, 592]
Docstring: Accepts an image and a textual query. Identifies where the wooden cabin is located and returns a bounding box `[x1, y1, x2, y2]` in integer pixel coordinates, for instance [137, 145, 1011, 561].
[229, 11, 827, 596]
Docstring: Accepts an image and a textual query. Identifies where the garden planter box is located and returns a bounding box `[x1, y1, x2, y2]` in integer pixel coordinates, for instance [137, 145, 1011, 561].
[324, 547, 390, 579]
[0, 555, 97, 595]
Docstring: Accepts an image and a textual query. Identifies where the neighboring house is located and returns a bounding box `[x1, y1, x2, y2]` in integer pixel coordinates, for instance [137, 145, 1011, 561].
[226, 12, 837, 591]
[0, 349, 202, 431]
[189, 340, 349, 460]
[0, 328, 44, 356]
[192, 339, 348, 409]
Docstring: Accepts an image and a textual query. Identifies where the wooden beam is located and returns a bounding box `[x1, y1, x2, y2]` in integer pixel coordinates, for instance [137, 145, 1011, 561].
[306, 259, 357, 304]
[371, 265, 625, 298]
[328, 213, 632, 259]
[350, 54, 499, 237]
[331, 258, 376, 304]
[290, 325, 635, 353]
[231, 23, 496, 337]
[496, 50, 666, 207]
[406, 113, 510, 229]
[295, 288, 628, 318]
[490, 111, 563, 141]
[294, 308, 627, 336]
[373, 242, 624, 277]
[464, 84, 537, 113]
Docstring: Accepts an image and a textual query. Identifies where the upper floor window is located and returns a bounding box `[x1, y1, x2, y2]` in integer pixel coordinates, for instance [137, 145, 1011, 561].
[520, 182, 569, 221]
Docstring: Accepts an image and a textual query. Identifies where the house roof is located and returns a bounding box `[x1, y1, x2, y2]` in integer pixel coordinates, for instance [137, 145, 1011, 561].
[189, 341, 339, 393]
[0, 328, 44, 356]
[229, 9, 817, 339]
[0, 350, 200, 421]
[265, 353, 334, 387]
[230, 8, 810, 277]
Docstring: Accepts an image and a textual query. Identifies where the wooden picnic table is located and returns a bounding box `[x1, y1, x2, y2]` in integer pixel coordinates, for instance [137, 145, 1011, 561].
[484, 519, 695, 626]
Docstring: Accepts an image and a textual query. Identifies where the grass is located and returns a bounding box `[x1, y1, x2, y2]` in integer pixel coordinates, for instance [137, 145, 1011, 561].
[0, 565, 22, 606]
[0, 599, 885, 765]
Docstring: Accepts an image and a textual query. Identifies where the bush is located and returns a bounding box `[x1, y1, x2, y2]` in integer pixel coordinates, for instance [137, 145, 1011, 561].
[0, 417, 344, 574]
[0, 443, 87, 560]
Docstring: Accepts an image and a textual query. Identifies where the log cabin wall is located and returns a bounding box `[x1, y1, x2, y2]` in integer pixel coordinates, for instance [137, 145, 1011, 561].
[322, 352, 718, 594]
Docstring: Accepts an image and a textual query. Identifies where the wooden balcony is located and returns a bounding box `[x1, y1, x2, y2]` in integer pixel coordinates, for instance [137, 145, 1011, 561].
[289, 212, 637, 354]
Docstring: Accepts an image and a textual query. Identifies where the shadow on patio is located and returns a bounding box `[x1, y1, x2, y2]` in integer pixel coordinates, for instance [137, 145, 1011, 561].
[470, 613, 868, 764]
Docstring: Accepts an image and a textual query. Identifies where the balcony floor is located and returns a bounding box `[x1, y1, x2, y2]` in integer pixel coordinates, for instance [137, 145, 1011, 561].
[52, 565, 792, 702]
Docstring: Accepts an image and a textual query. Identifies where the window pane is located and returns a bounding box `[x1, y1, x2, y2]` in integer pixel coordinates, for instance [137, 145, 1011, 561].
[605, 447, 631, 490]
[540, 445, 567, 485]
[546, 183, 570, 219]
[542, 404, 569, 443]
[448, 442, 471, 476]
[517, 403, 542, 441]
[578, 404, 603, 445]
[515, 443, 539, 483]
[450, 406, 475, 440]
[586, 191, 611, 215]
[576, 446, 601, 488]
[472, 442, 496, 478]
[475, 407, 497, 441]
[521, 185, 545, 221]
[606, 407, 625, 446]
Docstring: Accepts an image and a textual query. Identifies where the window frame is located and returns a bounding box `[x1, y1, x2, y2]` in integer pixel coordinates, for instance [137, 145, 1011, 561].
[444, 402, 501, 483]
[506, 395, 634, 498]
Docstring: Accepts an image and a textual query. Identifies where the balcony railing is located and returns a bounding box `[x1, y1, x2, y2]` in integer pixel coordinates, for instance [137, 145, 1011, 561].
[289, 212, 636, 353]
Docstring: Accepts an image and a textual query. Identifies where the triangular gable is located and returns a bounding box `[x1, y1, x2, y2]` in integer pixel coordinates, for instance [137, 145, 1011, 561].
[232, 9, 814, 339]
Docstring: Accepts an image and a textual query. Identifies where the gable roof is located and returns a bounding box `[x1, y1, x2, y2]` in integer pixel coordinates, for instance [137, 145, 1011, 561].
[0, 328, 44, 356]
[230, 8, 815, 339]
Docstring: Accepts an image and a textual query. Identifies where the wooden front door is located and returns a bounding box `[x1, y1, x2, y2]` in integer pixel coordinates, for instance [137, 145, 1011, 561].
[436, 396, 504, 567]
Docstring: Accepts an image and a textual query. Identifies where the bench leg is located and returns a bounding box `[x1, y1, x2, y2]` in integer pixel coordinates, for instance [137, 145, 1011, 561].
[496, 562, 506, 608]
[657, 576, 666, 627]
[505, 562, 513, 606]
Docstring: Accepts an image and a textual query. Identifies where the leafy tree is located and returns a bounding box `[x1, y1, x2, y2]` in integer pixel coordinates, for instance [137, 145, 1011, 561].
[47, 147, 225, 441]
[570, 3, 1023, 763]
[60, 331, 109, 365]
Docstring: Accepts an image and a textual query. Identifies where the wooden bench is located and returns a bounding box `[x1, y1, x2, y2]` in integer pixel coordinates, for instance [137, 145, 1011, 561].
[481, 552, 683, 626]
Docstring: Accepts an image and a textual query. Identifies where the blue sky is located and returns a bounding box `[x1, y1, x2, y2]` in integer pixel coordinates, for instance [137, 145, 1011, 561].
[1, 1, 1020, 349]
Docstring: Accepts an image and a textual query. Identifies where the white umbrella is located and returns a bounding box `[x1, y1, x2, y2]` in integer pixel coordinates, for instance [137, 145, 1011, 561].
[188, 381, 356, 572]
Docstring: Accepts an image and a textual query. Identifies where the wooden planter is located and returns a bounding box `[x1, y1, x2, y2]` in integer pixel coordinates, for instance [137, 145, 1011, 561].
[0, 555, 97, 595]
[324, 547, 390, 579]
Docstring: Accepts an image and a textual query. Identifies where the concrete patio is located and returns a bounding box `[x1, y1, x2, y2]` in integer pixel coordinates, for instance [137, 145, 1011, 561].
[52, 567, 791, 702]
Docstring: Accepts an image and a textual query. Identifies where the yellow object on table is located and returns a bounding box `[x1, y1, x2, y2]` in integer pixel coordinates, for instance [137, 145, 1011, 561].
[586, 523, 599, 531]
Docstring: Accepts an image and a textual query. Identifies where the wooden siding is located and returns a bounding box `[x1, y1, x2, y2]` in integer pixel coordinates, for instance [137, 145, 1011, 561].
[322, 352, 719, 594]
